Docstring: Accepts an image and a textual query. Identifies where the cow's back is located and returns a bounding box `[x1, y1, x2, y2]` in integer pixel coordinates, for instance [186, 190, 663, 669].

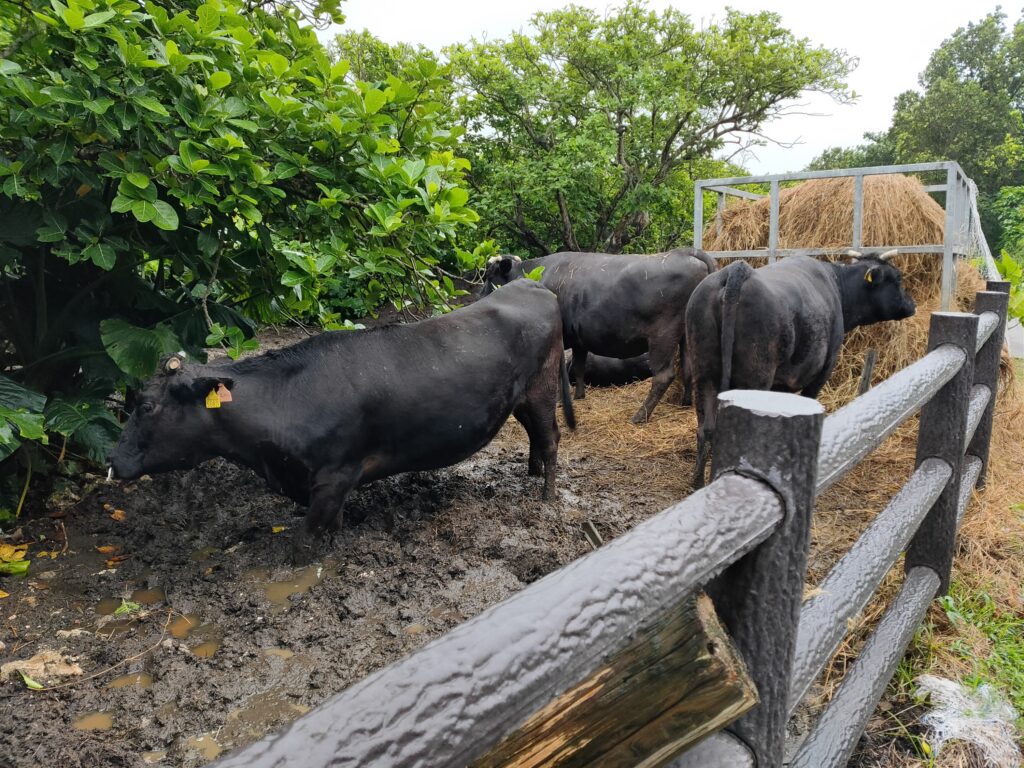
[538, 250, 710, 355]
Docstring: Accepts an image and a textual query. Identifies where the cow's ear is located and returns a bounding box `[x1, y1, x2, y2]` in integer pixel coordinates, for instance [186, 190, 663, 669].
[190, 376, 235, 400]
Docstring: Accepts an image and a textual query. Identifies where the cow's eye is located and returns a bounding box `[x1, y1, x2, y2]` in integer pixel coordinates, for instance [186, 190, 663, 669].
[140, 402, 155, 414]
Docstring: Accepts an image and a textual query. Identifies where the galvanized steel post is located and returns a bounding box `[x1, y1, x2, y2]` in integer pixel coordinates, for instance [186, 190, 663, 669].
[968, 284, 1010, 487]
[905, 312, 978, 594]
[940, 166, 957, 311]
[704, 391, 824, 767]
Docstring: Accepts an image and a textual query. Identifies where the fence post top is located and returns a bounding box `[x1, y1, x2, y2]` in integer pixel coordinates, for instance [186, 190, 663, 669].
[930, 311, 978, 320]
[718, 390, 825, 418]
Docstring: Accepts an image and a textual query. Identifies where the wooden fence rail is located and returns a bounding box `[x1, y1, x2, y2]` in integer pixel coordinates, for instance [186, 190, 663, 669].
[213, 282, 1009, 768]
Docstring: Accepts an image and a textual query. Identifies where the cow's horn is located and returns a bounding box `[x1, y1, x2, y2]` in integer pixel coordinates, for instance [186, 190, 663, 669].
[165, 356, 182, 372]
[844, 249, 863, 260]
[878, 249, 898, 261]
[512, 255, 522, 263]
[487, 256, 502, 264]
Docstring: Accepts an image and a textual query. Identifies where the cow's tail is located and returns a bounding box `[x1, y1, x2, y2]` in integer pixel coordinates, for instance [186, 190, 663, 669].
[720, 261, 753, 392]
[560, 351, 577, 430]
[692, 247, 719, 275]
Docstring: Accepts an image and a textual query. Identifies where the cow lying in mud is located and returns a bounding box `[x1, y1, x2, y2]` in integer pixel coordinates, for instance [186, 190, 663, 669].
[483, 248, 717, 423]
[109, 280, 575, 557]
[686, 250, 916, 488]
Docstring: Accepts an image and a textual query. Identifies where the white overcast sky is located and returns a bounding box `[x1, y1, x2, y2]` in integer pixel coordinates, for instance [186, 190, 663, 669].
[322, 0, 1009, 175]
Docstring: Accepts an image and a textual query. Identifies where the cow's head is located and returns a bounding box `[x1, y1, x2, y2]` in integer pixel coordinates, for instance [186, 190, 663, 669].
[109, 354, 234, 480]
[481, 254, 524, 295]
[841, 249, 916, 330]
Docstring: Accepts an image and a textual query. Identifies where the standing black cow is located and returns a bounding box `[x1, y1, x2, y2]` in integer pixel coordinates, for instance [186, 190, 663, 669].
[686, 250, 916, 488]
[483, 248, 717, 423]
[109, 280, 575, 556]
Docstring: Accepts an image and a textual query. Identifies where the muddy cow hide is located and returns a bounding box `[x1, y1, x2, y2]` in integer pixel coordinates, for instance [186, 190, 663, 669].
[110, 280, 576, 555]
[482, 247, 717, 423]
[686, 251, 916, 488]
[567, 350, 652, 387]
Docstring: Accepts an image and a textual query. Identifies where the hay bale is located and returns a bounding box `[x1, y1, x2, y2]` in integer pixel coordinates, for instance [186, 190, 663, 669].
[701, 174, 979, 410]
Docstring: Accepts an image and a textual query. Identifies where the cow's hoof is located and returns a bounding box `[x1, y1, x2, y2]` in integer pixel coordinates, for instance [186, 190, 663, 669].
[541, 488, 555, 502]
[630, 411, 649, 425]
[574, 390, 586, 400]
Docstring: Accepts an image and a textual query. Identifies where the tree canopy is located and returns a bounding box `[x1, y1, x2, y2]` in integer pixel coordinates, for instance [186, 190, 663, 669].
[448, 2, 854, 255]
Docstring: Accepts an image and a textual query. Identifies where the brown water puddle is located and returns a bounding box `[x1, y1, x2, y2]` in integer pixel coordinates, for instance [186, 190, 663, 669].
[95, 598, 121, 616]
[190, 640, 220, 658]
[167, 613, 201, 639]
[73, 711, 113, 731]
[106, 672, 153, 690]
[131, 587, 166, 605]
[187, 733, 223, 761]
[142, 751, 167, 764]
[249, 558, 337, 612]
[220, 689, 311, 744]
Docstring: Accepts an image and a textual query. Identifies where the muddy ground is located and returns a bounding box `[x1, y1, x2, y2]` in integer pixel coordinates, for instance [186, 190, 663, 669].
[0, 331, 988, 768]
[0, 376, 697, 768]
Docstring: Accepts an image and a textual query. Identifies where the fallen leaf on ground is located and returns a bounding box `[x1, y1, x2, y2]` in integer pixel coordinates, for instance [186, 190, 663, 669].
[105, 554, 131, 568]
[0, 543, 27, 562]
[0, 590, 8, 598]
[113, 599, 140, 616]
[110, 509, 127, 522]
[95, 545, 119, 555]
[1, 650, 83, 685]
[271, 526, 288, 534]
[19, 670, 43, 690]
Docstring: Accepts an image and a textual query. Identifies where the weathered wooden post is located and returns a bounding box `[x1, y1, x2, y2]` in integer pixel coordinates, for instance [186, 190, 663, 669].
[968, 283, 1010, 488]
[905, 312, 978, 594]
[701, 390, 824, 767]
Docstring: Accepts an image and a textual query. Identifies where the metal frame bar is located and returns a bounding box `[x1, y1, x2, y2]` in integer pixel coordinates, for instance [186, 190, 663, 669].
[692, 160, 983, 310]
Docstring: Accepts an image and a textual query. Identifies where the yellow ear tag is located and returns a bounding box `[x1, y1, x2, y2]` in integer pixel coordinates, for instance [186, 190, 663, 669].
[865, 270, 873, 283]
[205, 388, 221, 409]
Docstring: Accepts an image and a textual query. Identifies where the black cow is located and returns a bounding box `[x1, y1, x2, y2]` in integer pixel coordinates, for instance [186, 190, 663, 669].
[567, 351, 651, 387]
[483, 248, 717, 423]
[109, 280, 576, 556]
[686, 250, 916, 488]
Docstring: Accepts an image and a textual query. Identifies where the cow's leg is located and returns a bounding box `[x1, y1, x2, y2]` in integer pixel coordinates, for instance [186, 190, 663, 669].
[631, 338, 676, 424]
[571, 346, 588, 399]
[513, 405, 544, 476]
[692, 381, 718, 490]
[522, 353, 562, 500]
[678, 337, 693, 407]
[292, 466, 358, 564]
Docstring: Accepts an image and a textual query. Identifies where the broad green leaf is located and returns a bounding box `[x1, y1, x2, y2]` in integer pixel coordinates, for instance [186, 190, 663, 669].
[209, 70, 231, 90]
[0, 375, 46, 412]
[110, 195, 134, 213]
[0, 59, 22, 76]
[133, 95, 169, 117]
[61, 4, 85, 30]
[150, 200, 179, 230]
[99, 319, 181, 379]
[83, 242, 117, 269]
[82, 10, 115, 28]
[83, 96, 114, 114]
[281, 270, 306, 287]
[363, 88, 386, 115]
[126, 172, 150, 188]
[131, 199, 157, 223]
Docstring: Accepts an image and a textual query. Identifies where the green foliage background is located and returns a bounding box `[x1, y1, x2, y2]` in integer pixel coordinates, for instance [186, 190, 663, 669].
[0, 0, 477, 498]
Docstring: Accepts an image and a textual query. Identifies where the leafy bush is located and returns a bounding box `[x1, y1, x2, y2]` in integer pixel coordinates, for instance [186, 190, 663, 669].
[0, 0, 478, 497]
